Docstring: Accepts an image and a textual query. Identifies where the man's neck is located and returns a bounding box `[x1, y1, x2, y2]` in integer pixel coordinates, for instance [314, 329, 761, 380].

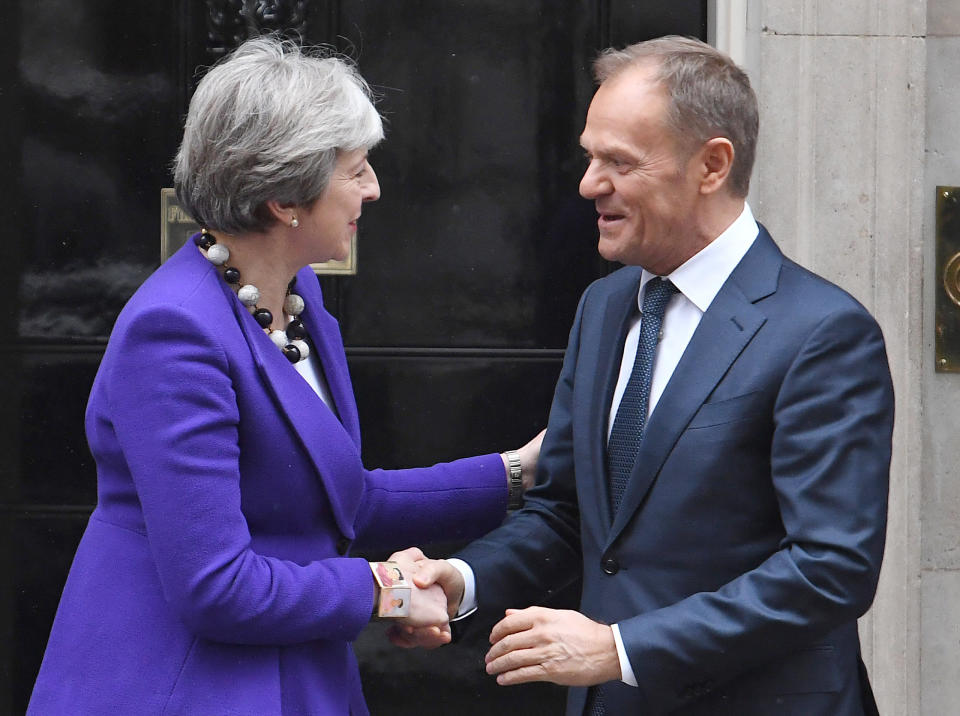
[695, 194, 746, 248]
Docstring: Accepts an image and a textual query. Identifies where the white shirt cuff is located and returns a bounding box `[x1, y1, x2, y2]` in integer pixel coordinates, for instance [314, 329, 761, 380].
[611, 623, 638, 687]
[445, 558, 477, 616]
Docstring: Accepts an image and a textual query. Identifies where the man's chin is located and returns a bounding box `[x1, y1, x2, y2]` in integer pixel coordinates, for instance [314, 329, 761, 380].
[597, 236, 625, 264]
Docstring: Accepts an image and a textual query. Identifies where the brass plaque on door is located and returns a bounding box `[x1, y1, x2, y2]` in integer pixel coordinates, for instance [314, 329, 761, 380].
[160, 188, 357, 275]
[936, 186, 960, 372]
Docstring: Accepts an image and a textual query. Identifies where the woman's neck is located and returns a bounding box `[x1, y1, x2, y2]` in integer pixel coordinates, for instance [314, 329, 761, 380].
[207, 229, 298, 331]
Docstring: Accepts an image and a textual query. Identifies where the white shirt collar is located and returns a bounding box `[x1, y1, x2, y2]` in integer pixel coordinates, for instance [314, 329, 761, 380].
[640, 203, 759, 312]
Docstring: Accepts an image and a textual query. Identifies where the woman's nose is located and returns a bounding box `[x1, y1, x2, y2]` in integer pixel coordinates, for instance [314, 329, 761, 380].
[363, 164, 381, 202]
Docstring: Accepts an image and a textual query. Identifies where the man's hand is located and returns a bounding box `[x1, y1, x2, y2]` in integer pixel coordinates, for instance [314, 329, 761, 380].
[384, 548, 462, 649]
[401, 579, 450, 630]
[387, 547, 429, 587]
[410, 554, 466, 619]
[485, 607, 621, 687]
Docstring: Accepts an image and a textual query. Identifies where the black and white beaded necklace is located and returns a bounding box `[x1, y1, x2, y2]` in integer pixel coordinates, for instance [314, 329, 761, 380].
[195, 229, 311, 364]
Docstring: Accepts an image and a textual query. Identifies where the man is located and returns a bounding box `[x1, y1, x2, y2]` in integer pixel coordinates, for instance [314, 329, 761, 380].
[402, 35, 893, 715]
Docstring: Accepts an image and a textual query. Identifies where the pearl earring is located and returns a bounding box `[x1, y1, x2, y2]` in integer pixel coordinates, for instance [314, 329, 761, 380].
[291, 217, 299, 228]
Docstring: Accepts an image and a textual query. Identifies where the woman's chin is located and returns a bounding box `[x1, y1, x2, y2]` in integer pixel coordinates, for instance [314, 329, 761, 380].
[310, 246, 349, 265]
[332, 241, 352, 263]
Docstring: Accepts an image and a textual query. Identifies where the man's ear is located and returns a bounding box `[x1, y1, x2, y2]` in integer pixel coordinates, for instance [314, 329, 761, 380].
[697, 137, 735, 195]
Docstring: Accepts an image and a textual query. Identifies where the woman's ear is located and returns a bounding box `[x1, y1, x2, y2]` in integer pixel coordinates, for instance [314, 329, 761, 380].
[697, 137, 735, 195]
[263, 199, 299, 228]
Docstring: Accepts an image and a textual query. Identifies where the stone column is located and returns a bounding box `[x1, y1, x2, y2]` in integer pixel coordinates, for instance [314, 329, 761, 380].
[920, 2, 960, 714]
[742, 2, 928, 713]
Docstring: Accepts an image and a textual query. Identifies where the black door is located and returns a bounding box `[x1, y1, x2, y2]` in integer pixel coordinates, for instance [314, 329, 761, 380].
[0, 2, 706, 712]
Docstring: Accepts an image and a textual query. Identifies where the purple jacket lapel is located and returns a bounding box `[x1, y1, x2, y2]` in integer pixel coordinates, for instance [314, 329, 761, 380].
[217, 260, 364, 540]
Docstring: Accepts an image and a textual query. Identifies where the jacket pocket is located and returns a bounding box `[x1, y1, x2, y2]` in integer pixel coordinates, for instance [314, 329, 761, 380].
[687, 390, 766, 430]
[742, 645, 842, 696]
[163, 639, 282, 715]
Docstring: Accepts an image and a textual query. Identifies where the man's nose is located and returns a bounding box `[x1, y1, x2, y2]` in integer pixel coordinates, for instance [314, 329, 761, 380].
[579, 160, 610, 199]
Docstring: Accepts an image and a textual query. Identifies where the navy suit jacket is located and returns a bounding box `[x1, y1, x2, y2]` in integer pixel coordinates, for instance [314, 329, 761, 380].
[458, 227, 894, 715]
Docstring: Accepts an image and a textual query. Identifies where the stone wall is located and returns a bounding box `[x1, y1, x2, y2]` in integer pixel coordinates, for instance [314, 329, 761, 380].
[920, 2, 960, 714]
[739, 1, 949, 712]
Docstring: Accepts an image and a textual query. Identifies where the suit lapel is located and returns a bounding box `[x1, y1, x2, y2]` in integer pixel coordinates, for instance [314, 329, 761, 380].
[223, 268, 363, 540]
[583, 268, 643, 531]
[606, 229, 782, 546]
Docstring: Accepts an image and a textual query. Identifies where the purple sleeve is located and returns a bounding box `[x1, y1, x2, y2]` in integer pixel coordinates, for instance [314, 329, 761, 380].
[354, 454, 508, 548]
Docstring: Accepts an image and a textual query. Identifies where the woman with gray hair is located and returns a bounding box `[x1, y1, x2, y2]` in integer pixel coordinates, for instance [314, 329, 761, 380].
[28, 36, 541, 715]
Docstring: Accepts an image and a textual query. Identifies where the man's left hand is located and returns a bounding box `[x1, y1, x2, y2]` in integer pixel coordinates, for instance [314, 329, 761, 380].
[485, 607, 621, 687]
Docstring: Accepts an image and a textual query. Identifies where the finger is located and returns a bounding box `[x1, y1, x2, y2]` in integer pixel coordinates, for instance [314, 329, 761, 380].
[389, 546, 426, 563]
[486, 642, 545, 676]
[387, 624, 450, 649]
[494, 664, 549, 686]
[425, 624, 452, 650]
[388, 629, 448, 649]
[411, 561, 442, 588]
[489, 608, 537, 644]
[386, 625, 419, 648]
[485, 626, 546, 663]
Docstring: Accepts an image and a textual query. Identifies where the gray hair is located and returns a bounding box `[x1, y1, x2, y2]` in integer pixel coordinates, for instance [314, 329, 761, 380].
[594, 36, 758, 197]
[174, 35, 384, 233]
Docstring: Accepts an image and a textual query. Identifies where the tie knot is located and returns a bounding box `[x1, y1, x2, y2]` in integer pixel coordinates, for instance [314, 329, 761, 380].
[641, 278, 678, 321]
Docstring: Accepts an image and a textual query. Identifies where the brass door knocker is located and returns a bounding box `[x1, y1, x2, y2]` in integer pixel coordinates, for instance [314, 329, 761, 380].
[945, 252, 960, 308]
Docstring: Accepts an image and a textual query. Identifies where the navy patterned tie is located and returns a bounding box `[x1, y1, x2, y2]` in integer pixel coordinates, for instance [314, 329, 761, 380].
[588, 277, 678, 716]
[606, 277, 678, 514]
[585, 685, 607, 715]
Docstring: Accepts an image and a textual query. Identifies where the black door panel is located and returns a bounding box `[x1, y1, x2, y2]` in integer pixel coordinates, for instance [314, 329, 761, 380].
[0, 2, 706, 712]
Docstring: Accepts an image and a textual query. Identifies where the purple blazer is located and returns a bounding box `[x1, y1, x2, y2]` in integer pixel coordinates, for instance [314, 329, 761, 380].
[28, 240, 507, 715]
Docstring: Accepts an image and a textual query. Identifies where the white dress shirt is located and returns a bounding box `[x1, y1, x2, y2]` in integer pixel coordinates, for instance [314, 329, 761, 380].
[451, 203, 759, 686]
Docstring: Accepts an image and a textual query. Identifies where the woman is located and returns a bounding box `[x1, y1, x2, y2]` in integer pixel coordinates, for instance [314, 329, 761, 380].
[28, 36, 540, 715]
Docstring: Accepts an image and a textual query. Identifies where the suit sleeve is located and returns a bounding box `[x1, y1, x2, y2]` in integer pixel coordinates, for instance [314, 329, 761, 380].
[617, 305, 894, 710]
[352, 454, 509, 549]
[108, 304, 377, 645]
[452, 287, 592, 612]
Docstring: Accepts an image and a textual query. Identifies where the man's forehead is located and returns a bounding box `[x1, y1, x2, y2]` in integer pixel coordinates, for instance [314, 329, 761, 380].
[580, 80, 667, 146]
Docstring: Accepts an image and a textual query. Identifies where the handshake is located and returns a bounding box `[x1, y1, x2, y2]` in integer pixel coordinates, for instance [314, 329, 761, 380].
[372, 547, 622, 689]
[375, 547, 466, 650]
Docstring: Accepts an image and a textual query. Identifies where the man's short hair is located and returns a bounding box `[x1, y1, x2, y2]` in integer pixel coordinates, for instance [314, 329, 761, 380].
[594, 36, 758, 197]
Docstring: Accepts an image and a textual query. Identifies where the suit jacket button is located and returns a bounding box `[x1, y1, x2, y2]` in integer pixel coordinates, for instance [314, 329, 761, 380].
[336, 537, 350, 555]
[602, 557, 619, 575]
